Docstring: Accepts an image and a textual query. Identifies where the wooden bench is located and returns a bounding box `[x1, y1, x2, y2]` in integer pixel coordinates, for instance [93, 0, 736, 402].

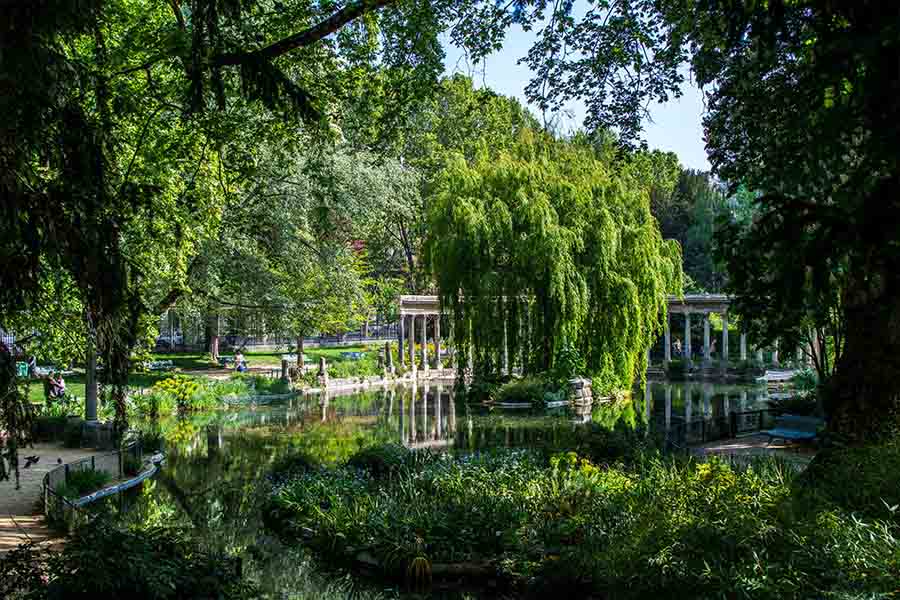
[762, 414, 823, 445]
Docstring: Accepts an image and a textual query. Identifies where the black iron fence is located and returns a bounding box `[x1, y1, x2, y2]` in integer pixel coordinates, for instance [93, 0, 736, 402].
[42, 440, 144, 528]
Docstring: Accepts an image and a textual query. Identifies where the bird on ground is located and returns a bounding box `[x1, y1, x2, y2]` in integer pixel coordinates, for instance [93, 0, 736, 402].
[23, 455, 40, 468]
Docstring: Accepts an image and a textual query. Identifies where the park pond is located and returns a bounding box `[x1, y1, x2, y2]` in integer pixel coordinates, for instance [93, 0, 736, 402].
[96, 380, 777, 598]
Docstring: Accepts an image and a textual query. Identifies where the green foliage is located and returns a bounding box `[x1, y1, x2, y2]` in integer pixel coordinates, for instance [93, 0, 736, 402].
[768, 394, 818, 417]
[427, 130, 682, 393]
[345, 443, 410, 478]
[495, 376, 558, 406]
[57, 468, 111, 499]
[0, 522, 254, 599]
[800, 441, 900, 526]
[122, 453, 142, 477]
[551, 343, 585, 386]
[664, 358, 689, 381]
[133, 375, 257, 418]
[326, 357, 380, 380]
[63, 419, 85, 448]
[269, 444, 900, 597]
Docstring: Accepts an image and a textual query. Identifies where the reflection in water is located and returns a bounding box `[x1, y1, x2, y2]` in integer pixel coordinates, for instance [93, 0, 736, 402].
[113, 380, 770, 598]
[642, 380, 773, 446]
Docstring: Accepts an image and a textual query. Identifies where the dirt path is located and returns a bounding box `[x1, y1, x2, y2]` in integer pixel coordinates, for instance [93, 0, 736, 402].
[0, 444, 96, 554]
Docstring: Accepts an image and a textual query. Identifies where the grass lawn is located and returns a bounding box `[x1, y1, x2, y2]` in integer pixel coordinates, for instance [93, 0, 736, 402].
[26, 372, 173, 404]
[26, 344, 382, 404]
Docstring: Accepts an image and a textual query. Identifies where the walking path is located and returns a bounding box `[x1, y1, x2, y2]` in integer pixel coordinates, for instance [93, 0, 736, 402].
[0, 444, 96, 554]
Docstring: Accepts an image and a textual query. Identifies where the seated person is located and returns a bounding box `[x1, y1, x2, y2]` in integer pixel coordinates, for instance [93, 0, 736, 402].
[235, 351, 247, 372]
[48, 372, 66, 399]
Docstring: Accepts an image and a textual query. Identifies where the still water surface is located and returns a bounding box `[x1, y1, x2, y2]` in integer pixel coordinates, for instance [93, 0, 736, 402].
[119, 380, 772, 598]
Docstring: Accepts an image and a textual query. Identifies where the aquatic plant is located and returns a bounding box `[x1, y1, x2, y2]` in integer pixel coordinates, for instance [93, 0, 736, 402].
[267, 442, 900, 597]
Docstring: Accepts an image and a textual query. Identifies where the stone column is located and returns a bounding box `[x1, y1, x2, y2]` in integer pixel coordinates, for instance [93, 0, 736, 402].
[436, 384, 443, 440]
[684, 312, 692, 363]
[398, 387, 405, 443]
[703, 314, 711, 361]
[384, 341, 394, 377]
[502, 316, 509, 375]
[422, 383, 429, 440]
[448, 388, 457, 436]
[663, 316, 671, 364]
[644, 384, 652, 423]
[420, 315, 428, 372]
[740, 333, 747, 362]
[280, 358, 290, 383]
[399, 314, 406, 367]
[409, 316, 417, 374]
[317, 357, 328, 388]
[685, 385, 693, 424]
[721, 312, 729, 365]
[434, 314, 441, 370]
[409, 384, 417, 444]
[664, 385, 672, 431]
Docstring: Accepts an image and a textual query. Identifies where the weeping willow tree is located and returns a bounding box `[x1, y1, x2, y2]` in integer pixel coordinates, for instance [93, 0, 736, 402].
[425, 130, 682, 393]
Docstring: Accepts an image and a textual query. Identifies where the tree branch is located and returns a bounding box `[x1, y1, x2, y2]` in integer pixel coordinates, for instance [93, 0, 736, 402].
[167, 0, 186, 31]
[214, 0, 397, 67]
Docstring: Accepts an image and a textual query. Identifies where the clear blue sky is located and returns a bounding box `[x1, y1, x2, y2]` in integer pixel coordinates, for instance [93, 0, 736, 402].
[441, 23, 712, 172]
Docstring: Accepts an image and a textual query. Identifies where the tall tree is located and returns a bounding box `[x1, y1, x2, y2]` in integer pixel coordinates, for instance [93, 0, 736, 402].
[426, 130, 682, 392]
[510, 0, 900, 440]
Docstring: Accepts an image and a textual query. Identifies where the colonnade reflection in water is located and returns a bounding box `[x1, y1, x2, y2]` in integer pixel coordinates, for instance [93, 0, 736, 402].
[642, 381, 774, 445]
[206, 380, 774, 454]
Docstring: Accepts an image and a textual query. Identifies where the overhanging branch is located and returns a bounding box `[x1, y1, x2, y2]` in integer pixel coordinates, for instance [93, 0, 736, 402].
[213, 0, 397, 67]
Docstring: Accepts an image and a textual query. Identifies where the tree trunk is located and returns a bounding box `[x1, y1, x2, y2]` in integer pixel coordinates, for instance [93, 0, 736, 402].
[297, 336, 305, 369]
[825, 268, 900, 441]
[207, 311, 220, 360]
[85, 329, 98, 422]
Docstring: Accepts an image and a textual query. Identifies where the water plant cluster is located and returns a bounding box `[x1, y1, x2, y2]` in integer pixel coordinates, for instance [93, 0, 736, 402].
[133, 374, 290, 418]
[265, 440, 900, 598]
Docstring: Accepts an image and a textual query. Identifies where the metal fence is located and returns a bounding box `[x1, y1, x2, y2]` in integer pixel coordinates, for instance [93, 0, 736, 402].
[156, 326, 402, 353]
[43, 440, 143, 527]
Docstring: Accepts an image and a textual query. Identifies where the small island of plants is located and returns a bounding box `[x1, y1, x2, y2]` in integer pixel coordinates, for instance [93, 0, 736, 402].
[264, 438, 900, 598]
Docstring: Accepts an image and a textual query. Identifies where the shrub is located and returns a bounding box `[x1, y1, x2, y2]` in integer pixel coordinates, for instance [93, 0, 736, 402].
[495, 376, 555, 405]
[32, 415, 67, 441]
[346, 443, 410, 477]
[57, 468, 111, 499]
[0, 522, 255, 599]
[552, 343, 586, 385]
[793, 367, 818, 393]
[268, 451, 317, 486]
[327, 357, 380, 380]
[799, 440, 900, 525]
[122, 453, 142, 477]
[268, 445, 900, 598]
[63, 419, 84, 448]
[768, 392, 818, 416]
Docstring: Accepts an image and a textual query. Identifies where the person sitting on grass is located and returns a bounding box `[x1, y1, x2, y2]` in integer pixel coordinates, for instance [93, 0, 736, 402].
[235, 351, 247, 373]
[48, 372, 66, 400]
